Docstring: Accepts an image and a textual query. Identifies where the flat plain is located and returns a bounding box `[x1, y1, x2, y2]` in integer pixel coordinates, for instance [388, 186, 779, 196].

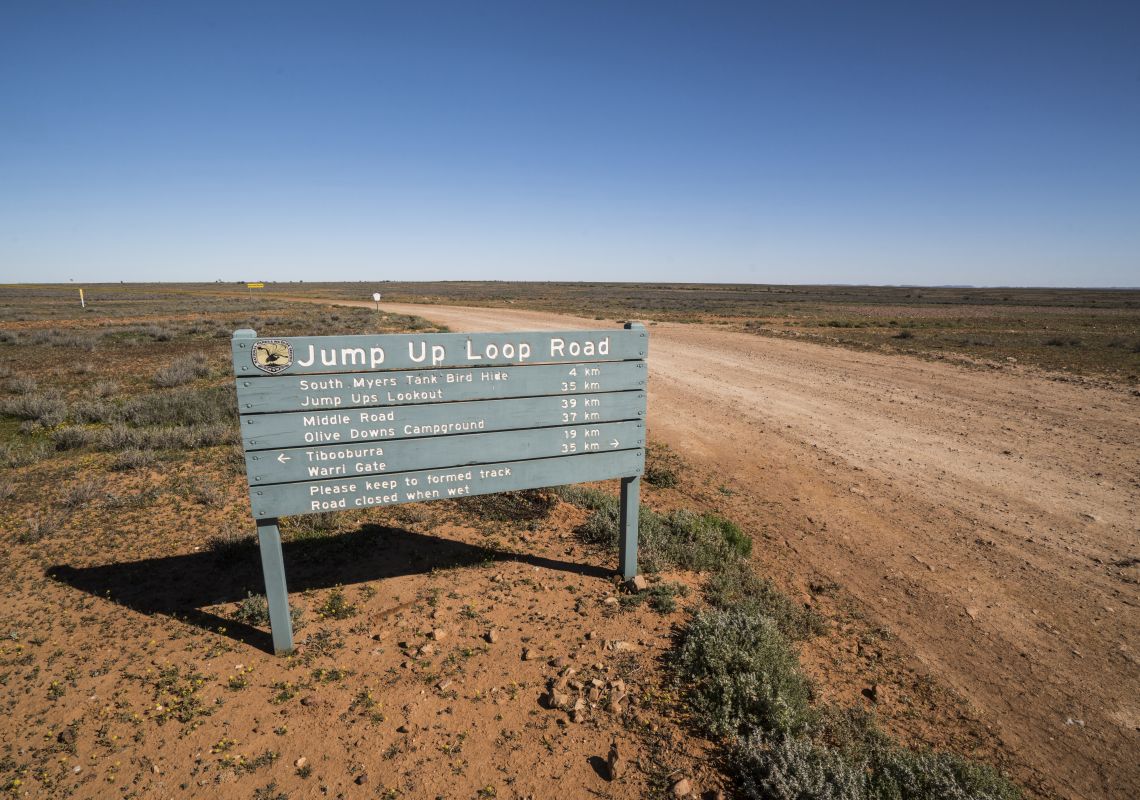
[1, 283, 1137, 799]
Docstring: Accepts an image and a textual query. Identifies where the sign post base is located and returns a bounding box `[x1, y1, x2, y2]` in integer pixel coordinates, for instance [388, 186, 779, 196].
[619, 475, 640, 580]
[256, 518, 295, 655]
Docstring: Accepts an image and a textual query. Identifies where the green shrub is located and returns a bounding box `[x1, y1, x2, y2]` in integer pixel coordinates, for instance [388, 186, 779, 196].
[867, 748, 1021, 800]
[18, 513, 65, 544]
[644, 464, 679, 488]
[61, 477, 103, 508]
[208, 526, 257, 558]
[4, 376, 38, 394]
[452, 489, 558, 522]
[281, 512, 340, 540]
[0, 391, 68, 426]
[152, 354, 212, 387]
[51, 425, 99, 451]
[646, 510, 752, 572]
[233, 592, 271, 626]
[705, 562, 825, 640]
[101, 422, 236, 451]
[554, 485, 618, 513]
[111, 447, 158, 471]
[620, 581, 688, 614]
[117, 385, 235, 427]
[735, 734, 866, 800]
[674, 608, 810, 739]
[0, 439, 52, 468]
[570, 495, 752, 574]
[316, 587, 357, 620]
[734, 732, 1021, 800]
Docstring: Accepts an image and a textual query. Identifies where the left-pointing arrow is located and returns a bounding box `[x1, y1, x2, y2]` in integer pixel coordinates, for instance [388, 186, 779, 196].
[277, 453, 291, 463]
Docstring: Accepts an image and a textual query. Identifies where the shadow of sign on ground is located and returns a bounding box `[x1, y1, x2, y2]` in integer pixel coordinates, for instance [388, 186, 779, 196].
[46, 524, 612, 654]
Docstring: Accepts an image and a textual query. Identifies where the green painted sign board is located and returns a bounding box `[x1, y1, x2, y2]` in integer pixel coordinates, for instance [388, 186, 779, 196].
[232, 324, 648, 654]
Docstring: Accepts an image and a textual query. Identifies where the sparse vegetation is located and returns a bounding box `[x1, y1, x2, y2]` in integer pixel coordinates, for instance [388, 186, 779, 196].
[675, 608, 811, 739]
[0, 285, 1033, 799]
[151, 353, 212, 387]
[316, 586, 358, 620]
[573, 500, 751, 573]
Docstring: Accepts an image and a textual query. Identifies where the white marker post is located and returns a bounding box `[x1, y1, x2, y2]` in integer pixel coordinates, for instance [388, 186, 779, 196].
[79, 289, 85, 308]
[372, 291, 381, 312]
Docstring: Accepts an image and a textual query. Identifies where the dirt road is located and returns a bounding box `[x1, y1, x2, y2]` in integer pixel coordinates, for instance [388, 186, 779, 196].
[293, 298, 1139, 799]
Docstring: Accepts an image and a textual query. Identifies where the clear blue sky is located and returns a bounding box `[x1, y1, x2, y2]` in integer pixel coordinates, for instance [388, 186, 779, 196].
[2, 1, 1137, 286]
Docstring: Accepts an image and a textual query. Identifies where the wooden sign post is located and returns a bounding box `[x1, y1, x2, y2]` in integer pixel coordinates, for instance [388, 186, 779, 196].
[232, 324, 647, 654]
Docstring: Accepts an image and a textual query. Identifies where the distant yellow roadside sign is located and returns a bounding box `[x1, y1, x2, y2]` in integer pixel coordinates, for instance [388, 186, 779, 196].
[247, 282, 265, 288]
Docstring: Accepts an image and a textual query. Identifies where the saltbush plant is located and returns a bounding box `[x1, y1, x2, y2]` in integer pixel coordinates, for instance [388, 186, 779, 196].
[734, 730, 1021, 800]
[704, 561, 825, 640]
[570, 495, 752, 574]
[736, 734, 865, 800]
[556, 483, 1019, 799]
[674, 608, 810, 739]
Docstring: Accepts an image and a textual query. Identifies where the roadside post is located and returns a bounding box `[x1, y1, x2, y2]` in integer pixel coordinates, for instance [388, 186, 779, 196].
[246, 281, 264, 301]
[232, 323, 647, 655]
[372, 291, 381, 311]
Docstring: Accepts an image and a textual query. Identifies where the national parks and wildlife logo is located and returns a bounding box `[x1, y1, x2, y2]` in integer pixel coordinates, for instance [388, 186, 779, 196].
[252, 339, 293, 374]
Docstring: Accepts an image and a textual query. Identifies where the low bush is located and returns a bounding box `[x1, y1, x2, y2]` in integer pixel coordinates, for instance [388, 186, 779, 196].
[572, 498, 751, 574]
[118, 385, 235, 427]
[0, 439, 52, 468]
[674, 607, 810, 739]
[644, 464, 679, 488]
[61, 477, 103, 508]
[101, 422, 236, 451]
[736, 734, 866, 800]
[621, 581, 688, 614]
[152, 354, 212, 387]
[233, 592, 270, 626]
[4, 376, 38, 394]
[452, 489, 559, 522]
[93, 380, 120, 398]
[0, 391, 68, 426]
[208, 526, 257, 558]
[867, 747, 1021, 800]
[732, 706, 1022, 800]
[111, 448, 159, 471]
[316, 587, 357, 620]
[51, 425, 99, 451]
[232, 592, 303, 628]
[734, 734, 1021, 800]
[704, 561, 825, 640]
[281, 512, 341, 541]
[18, 512, 65, 544]
[554, 485, 617, 513]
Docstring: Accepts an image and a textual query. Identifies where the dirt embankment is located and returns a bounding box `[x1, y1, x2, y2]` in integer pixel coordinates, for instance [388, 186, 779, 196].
[283, 298, 1139, 800]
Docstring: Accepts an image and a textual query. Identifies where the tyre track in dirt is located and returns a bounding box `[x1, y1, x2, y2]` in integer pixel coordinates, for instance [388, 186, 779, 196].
[277, 297, 1139, 799]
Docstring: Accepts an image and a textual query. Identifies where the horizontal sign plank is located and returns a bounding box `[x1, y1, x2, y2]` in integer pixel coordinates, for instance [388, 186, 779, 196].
[236, 360, 647, 414]
[246, 421, 644, 485]
[241, 390, 646, 450]
[233, 328, 647, 376]
[249, 448, 645, 518]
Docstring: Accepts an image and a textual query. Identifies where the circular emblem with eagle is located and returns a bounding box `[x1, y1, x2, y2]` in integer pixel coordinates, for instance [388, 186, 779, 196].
[252, 339, 294, 374]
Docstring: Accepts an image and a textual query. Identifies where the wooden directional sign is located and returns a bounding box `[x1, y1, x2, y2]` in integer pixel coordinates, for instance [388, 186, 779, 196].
[240, 391, 646, 449]
[246, 419, 644, 485]
[231, 324, 648, 655]
[235, 361, 647, 414]
[250, 449, 645, 518]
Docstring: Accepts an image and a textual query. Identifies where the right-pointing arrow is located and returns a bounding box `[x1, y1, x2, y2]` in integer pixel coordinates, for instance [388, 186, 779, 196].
[610, 439, 620, 449]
